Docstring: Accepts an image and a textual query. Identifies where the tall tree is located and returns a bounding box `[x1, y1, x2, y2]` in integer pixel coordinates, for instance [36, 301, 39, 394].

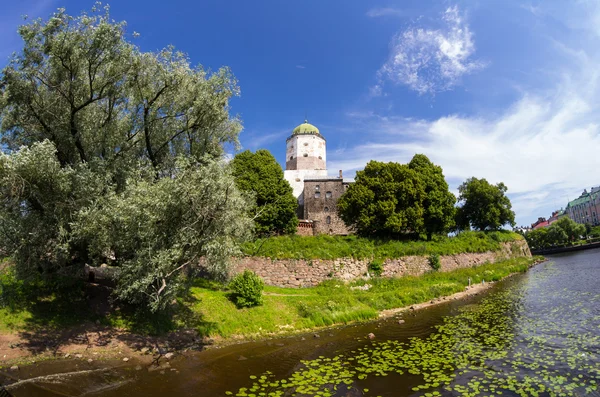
[408, 154, 456, 240]
[230, 150, 298, 236]
[0, 5, 251, 311]
[337, 161, 425, 237]
[457, 177, 516, 230]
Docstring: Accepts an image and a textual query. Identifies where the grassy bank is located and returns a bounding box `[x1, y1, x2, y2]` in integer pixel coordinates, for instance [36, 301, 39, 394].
[0, 256, 538, 344]
[187, 256, 536, 339]
[241, 231, 523, 260]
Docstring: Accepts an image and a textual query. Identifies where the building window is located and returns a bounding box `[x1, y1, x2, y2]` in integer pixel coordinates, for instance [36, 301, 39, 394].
[324, 207, 329, 212]
[303, 153, 308, 157]
[315, 192, 321, 198]
[326, 191, 332, 198]
[315, 185, 320, 191]
[318, 156, 322, 159]
[289, 156, 293, 160]
[326, 216, 331, 224]
[303, 142, 308, 146]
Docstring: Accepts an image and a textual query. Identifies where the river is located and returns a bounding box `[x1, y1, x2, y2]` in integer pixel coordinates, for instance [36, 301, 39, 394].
[4, 249, 600, 396]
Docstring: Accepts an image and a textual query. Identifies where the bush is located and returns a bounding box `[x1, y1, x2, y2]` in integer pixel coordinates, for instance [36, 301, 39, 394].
[428, 254, 441, 271]
[368, 259, 384, 277]
[229, 270, 264, 308]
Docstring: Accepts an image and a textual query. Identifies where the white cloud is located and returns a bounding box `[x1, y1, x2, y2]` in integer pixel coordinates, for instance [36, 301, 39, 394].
[330, 75, 600, 225]
[367, 8, 405, 18]
[376, 5, 485, 95]
[296, 65, 306, 69]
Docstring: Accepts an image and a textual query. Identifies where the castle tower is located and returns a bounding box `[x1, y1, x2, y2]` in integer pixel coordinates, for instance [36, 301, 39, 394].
[283, 120, 328, 216]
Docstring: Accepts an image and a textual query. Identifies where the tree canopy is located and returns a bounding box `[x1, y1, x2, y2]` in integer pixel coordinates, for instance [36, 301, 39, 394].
[524, 217, 585, 250]
[408, 154, 456, 240]
[337, 160, 425, 237]
[230, 150, 298, 236]
[0, 5, 252, 312]
[456, 177, 516, 231]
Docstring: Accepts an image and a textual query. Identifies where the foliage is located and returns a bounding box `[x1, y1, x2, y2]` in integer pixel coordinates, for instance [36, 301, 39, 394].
[229, 270, 264, 308]
[525, 217, 586, 250]
[408, 154, 456, 240]
[0, 5, 252, 311]
[231, 150, 298, 236]
[1, 256, 534, 337]
[457, 177, 516, 230]
[428, 253, 441, 271]
[368, 259, 384, 277]
[337, 160, 425, 237]
[241, 231, 523, 260]
[74, 158, 252, 312]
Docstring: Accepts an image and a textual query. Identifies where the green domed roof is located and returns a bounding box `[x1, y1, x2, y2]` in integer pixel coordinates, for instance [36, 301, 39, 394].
[292, 120, 321, 136]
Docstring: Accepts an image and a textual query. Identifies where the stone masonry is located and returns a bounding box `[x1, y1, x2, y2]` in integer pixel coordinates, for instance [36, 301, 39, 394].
[232, 240, 531, 288]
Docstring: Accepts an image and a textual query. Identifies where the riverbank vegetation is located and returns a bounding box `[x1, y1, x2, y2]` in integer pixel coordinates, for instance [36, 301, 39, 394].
[241, 230, 524, 260]
[0, 256, 536, 340]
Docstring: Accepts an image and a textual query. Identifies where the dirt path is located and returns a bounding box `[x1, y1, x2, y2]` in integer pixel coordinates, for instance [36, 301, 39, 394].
[378, 281, 496, 319]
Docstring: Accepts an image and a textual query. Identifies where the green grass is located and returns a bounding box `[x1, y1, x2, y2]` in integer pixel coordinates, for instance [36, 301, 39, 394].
[187, 256, 537, 339]
[241, 231, 523, 260]
[0, 255, 537, 341]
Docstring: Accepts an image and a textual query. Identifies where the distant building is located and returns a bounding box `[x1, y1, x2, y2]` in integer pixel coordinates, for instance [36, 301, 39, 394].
[531, 217, 549, 229]
[565, 187, 600, 226]
[283, 120, 353, 235]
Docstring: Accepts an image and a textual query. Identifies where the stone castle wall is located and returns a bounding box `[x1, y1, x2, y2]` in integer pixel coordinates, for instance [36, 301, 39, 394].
[232, 240, 531, 288]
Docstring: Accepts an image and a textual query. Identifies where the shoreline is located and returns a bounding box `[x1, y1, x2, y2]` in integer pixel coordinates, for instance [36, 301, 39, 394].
[0, 258, 545, 367]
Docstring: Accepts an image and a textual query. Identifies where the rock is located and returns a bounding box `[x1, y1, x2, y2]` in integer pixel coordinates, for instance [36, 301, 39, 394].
[367, 333, 375, 340]
[300, 337, 306, 341]
[87, 359, 93, 363]
[140, 347, 150, 354]
[9, 365, 19, 371]
[164, 352, 175, 360]
[75, 354, 83, 359]
[123, 357, 129, 362]
[238, 355, 247, 361]
[410, 306, 415, 310]
[329, 334, 334, 337]
[398, 319, 405, 324]
[135, 365, 142, 371]
[64, 353, 71, 358]
[313, 333, 320, 338]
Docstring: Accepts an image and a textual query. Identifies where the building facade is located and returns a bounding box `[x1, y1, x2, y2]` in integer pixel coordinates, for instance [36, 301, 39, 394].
[283, 120, 352, 235]
[565, 187, 600, 226]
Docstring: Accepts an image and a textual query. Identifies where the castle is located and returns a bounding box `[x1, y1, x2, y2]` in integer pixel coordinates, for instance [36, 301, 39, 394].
[283, 121, 352, 235]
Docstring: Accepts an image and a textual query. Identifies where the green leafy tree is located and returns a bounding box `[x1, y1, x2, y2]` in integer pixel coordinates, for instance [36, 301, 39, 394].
[0, 6, 251, 311]
[337, 161, 425, 237]
[457, 178, 516, 230]
[230, 150, 298, 236]
[554, 217, 585, 242]
[408, 154, 456, 240]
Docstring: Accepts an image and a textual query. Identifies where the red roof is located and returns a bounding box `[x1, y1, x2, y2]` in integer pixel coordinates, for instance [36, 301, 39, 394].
[533, 221, 550, 229]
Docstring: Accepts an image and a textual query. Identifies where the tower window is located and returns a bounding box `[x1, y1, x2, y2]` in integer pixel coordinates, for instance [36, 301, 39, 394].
[303, 153, 308, 157]
[324, 207, 329, 212]
[326, 216, 331, 224]
[315, 192, 321, 198]
[318, 156, 322, 159]
[326, 191, 332, 198]
[290, 156, 293, 160]
[315, 185, 320, 191]
[303, 142, 308, 146]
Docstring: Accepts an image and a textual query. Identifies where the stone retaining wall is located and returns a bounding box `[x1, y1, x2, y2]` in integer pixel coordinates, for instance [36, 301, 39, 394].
[232, 240, 531, 288]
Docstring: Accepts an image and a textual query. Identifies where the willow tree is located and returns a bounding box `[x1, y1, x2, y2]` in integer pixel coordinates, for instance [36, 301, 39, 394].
[0, 5, 252, 312]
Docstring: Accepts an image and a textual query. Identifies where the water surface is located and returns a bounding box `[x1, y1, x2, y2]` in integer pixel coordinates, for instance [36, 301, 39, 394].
[4, 249, 600, 396]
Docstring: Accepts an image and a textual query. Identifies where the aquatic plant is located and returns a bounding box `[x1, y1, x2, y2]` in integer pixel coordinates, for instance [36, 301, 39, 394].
[229, 264, 600, 396]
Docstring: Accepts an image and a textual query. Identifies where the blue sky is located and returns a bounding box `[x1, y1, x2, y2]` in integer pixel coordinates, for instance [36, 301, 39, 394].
[2, 0, 600, 227]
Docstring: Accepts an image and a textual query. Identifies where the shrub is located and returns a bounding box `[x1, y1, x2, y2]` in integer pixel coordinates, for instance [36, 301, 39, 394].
[229, 270, 264, 308]
[368, 259, 384, 277]
[428, 254, 441, 271]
